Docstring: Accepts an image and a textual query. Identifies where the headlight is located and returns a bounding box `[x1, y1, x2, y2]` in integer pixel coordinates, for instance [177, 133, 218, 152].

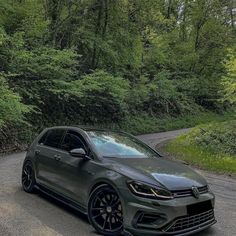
[127, 180, 173, 200]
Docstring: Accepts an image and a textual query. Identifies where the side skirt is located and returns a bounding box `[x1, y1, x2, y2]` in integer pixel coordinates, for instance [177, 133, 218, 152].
[35, 184, 87, 215]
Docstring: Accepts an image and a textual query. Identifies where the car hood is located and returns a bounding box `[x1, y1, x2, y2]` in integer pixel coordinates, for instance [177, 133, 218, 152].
[105, 157, 207, 190]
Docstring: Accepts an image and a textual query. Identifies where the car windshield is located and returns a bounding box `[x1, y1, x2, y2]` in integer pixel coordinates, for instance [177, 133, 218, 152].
[87, 131, 159, 158]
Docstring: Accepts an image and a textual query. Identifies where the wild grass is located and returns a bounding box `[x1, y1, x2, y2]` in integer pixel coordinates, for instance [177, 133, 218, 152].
[164, 126, 236, 175]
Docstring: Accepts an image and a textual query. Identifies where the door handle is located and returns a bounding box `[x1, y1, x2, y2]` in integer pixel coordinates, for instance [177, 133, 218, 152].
[35, 150, 40, 155]
[54, 154, 61, 161]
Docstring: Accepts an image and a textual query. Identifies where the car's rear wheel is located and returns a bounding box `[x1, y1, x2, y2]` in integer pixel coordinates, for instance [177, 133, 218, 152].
[88, 184, 123, 236]
[22, 161, 36, 193]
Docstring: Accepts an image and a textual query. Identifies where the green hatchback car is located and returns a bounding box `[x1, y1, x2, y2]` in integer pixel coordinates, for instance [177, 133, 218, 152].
[22, 126, 216, 236]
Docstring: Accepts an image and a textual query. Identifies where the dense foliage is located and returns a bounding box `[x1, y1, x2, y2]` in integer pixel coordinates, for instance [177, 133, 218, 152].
[0, 0, 235, 150]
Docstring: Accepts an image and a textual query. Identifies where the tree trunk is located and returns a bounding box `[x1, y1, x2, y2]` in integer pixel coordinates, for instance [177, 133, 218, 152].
[167, 0, 172, 19]
[229, 0, 235, 30]
[91, 0, 103, 69]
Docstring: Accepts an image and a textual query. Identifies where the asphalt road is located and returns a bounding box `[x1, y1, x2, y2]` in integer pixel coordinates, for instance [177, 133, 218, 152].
[0, 129, 235, 236]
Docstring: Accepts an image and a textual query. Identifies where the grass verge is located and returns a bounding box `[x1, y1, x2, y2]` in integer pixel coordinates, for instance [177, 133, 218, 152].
[164, 134, 236, 175]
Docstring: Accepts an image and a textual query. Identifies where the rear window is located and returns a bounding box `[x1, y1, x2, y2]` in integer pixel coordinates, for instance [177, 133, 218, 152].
[43, 129, 65, 148]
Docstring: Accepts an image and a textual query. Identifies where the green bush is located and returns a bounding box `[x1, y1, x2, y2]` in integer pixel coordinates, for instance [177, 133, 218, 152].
[187, 120, 236, 156]
[164, 119, 236, 174]
[222, 55, 236, 105]
[74, 70, 130, 123]
[53, 70, 130, 124]
[0, 75, 30, 128]
[144, 71, 199, 115]
[164, 136, 236, 174]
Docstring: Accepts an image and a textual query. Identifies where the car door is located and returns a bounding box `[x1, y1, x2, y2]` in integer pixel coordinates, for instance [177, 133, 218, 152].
[54, 129, 93, 204]
[34, 128, 66, 191]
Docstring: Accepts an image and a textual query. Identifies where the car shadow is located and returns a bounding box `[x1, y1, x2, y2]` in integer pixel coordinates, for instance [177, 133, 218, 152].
[14, 187, 217, 236]
[192, 227, 217, 236]
[14, 187, 99, 235]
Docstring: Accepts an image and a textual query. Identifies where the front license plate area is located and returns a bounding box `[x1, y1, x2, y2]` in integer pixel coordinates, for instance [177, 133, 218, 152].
[187, 200, 213, 216]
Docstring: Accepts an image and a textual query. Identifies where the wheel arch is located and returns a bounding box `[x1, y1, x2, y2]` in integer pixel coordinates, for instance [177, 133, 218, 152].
[88, 179, 120, 197]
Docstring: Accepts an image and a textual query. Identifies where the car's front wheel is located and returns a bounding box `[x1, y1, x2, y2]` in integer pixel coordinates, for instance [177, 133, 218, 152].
[88, 184, 123, 236]
[22, 161, 36, 193]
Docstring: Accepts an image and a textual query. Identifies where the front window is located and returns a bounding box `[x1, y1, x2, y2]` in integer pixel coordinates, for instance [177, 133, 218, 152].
[61, 130, 86, 152]
[87, 131, 159, 158]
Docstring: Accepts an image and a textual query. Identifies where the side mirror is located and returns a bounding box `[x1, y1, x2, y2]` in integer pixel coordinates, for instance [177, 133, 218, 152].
[70, 148, 87, 158]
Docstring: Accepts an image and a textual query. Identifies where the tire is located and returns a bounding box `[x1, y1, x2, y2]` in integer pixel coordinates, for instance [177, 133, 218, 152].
[88, 184, 123, 236]
[22, 161, 36, 193]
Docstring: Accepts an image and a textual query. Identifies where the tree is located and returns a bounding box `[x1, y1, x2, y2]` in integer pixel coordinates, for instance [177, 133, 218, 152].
[223, 54, 236, 105]
[0, 75, 30, 128]
[0, 0, 235, 144]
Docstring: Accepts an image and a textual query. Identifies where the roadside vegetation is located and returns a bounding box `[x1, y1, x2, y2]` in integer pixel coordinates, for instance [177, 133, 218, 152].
[0, 1, 235, 152]
[164, 119, 236, 175]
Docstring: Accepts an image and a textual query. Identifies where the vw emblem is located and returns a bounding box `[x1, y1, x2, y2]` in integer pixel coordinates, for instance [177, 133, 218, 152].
[192, 186, 200, 199]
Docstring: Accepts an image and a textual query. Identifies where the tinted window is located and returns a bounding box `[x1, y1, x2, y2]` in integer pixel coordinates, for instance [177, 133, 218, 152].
[44, 129, 65, 148]
[38, 131, 49, 144]
[61, 131, 86, 152]
[87, 131, 159, 158]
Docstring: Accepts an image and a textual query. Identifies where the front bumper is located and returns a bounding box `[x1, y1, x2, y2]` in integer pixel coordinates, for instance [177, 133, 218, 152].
[118, 188, 216, 236]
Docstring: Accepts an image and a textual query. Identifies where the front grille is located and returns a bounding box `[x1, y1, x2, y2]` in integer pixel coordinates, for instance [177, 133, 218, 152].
[165, 209, 215, 233]
[172, 185, 208, 198]
[187, 200, 212, 215]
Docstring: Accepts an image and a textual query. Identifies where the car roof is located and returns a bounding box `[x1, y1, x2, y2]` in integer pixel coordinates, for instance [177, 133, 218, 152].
[45, 126, 123, 133]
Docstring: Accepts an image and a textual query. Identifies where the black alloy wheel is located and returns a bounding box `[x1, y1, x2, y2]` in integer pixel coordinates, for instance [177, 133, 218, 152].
[22, 161, 36, 193]
[88, 185, 123, 236]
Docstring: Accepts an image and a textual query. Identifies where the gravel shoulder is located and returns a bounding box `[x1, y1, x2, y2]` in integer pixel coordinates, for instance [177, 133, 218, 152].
[0, 129, 235, 236]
